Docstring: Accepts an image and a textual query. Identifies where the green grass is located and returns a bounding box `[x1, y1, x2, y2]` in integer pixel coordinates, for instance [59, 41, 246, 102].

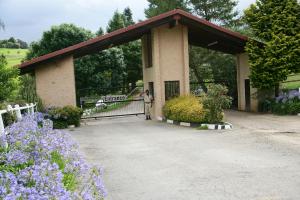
[0, 48, 28, 67]
[282, 74, 300, 90]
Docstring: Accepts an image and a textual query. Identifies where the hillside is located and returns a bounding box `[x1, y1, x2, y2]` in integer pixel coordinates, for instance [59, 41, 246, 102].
[0, 48, 28, 67]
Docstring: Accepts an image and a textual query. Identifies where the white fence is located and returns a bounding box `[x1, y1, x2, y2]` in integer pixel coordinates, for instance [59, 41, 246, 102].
[0, 103, 36, 135]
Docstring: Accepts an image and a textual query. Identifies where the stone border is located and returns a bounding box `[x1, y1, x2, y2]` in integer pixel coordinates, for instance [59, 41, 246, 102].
[158, 117, 232, 130]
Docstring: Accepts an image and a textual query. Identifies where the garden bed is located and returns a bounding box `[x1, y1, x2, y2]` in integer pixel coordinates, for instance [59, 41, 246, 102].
[0, 113, 106, 199]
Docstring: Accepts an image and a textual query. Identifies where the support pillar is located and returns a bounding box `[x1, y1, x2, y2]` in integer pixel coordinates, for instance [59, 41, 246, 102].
[142, 24, 190, 120]
[236, 53, 258, 112]
[35, 55, 77, 107]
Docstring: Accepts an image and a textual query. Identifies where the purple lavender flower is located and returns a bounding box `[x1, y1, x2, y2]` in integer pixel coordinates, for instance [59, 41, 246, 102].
[1, 113, 106, 199]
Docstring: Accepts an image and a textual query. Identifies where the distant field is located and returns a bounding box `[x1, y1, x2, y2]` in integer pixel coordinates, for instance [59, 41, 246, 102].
[0, 48, 28, 67]
[282, 74, 300, 90]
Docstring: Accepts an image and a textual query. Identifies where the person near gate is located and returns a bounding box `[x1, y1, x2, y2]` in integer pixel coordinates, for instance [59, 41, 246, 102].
[141, 89, 153, 120]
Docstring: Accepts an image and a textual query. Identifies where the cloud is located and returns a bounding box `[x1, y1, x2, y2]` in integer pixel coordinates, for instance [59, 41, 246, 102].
[0, 0, 254, 43]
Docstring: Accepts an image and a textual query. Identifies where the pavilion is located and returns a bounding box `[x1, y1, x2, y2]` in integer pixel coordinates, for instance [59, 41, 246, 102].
[19, 9, 257, 120]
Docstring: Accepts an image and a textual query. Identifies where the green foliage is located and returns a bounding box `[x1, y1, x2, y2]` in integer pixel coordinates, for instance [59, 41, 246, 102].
[201, 84, 232, 123]
[0, 55, 20, 102]
[190, 0, 240, 27]
[271, 101, 300, 115]
[105, 8, 142, 90]
[63, 172, 77, 192]
[51, 151, 77, 191]
[0, 161, 34, 174]
[260, 96, 300, 115]
[0, 48, 28, 67]
[18, 74, 44, 112]
[197, 125, 208, 130]
[26, 24, 93, 60]
[163, 95, 207, 123]
[123, 7, 135, 26]
[107, 11, 125, 33]
[187, 0, 240, 107]
[189, 47, 238, 106]
[0, 37, 28, 49]
[51, 151, 66, 170]
[145, 0, 190, 18]
[244, 0, 300, 90]
[48, 106, 83, 129]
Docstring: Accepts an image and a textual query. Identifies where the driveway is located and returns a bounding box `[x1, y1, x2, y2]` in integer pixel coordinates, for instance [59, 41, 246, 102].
[71, 111, 300, 200]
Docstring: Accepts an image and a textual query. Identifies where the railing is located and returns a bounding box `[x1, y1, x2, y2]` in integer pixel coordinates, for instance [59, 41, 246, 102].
[0, 103, 36, 135]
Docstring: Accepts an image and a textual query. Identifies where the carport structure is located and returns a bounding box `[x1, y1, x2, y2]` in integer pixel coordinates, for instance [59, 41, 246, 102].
[19, 9, 257, 120]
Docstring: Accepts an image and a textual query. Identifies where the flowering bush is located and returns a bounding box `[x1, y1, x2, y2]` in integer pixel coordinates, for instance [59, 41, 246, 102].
[0, 113, 106, 199]
[259, 90, 300, 115]
[46, 106, 83, 129]
[163, 95, 206, 123]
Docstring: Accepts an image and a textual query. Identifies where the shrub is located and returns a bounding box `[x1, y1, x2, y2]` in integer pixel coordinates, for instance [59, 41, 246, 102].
[260, 90, 300, 115]
[271, 100, 300, 115]
[0, 55, 20, 102]
[163, 95, 206, 123]
[47, 106, 83, 129]
[201, 84, 232, 124]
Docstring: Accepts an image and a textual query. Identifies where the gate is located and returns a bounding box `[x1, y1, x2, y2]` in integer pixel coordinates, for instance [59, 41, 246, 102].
[80, 87, 145, 119]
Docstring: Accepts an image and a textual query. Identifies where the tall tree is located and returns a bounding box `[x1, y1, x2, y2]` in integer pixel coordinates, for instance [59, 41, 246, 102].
[96, 27, 104, 36]
[26, 24, 93, 60]
[25, 23, 126, 100]
[107, 11, 125, 33]
[145, 0, 190, 18]
[123, 7, 135, 26]
[190, 0, 240, 27]
[106, 9, 142, 90]
[244, 0, 300, 91]
[187, 0, 240, 106]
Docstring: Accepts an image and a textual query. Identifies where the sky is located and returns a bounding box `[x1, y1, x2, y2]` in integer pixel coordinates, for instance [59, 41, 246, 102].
[0, 0, 256, 43]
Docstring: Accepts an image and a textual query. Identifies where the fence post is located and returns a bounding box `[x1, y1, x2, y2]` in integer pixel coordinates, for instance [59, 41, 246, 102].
[0, 114, 4, 135]
[14, 104, 22, 121]
[30, 103, 35, 114]
[26, 103, 30, 114]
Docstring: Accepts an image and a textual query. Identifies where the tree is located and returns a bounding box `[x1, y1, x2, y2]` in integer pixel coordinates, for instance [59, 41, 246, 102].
[123, 7, 135, 26]
[96, 27, 104, 36]
[190, 0, 240, 27]
[106, 9, 142, 90]
[187, 0, 240, 106]
[0, 38, 28, 49]
[145, 0, 190, 18]
[106, 11, 125, 33]
[26, 24, 93, 60]
[244, 0, 300, 90]
[0, 55, 19, 102]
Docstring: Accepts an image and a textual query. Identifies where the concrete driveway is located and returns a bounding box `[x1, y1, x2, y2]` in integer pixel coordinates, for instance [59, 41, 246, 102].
[71, 111, 300, 200]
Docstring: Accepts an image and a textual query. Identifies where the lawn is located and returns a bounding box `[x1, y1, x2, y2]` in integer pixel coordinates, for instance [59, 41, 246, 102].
[282, 74, 300, 90]
[0, 48, 28, 67]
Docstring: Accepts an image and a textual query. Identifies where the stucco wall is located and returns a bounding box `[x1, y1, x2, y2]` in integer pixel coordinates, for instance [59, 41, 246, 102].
[142, 24, 189, 119]
[35, 55, 77, 107]
[237, 53, 258, 112]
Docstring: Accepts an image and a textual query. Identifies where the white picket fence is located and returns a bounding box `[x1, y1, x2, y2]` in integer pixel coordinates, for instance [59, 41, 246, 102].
[0, 103, 36, 135]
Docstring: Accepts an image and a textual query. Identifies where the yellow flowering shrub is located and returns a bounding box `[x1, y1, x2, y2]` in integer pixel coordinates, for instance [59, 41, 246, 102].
[163, 95, 206, 123]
